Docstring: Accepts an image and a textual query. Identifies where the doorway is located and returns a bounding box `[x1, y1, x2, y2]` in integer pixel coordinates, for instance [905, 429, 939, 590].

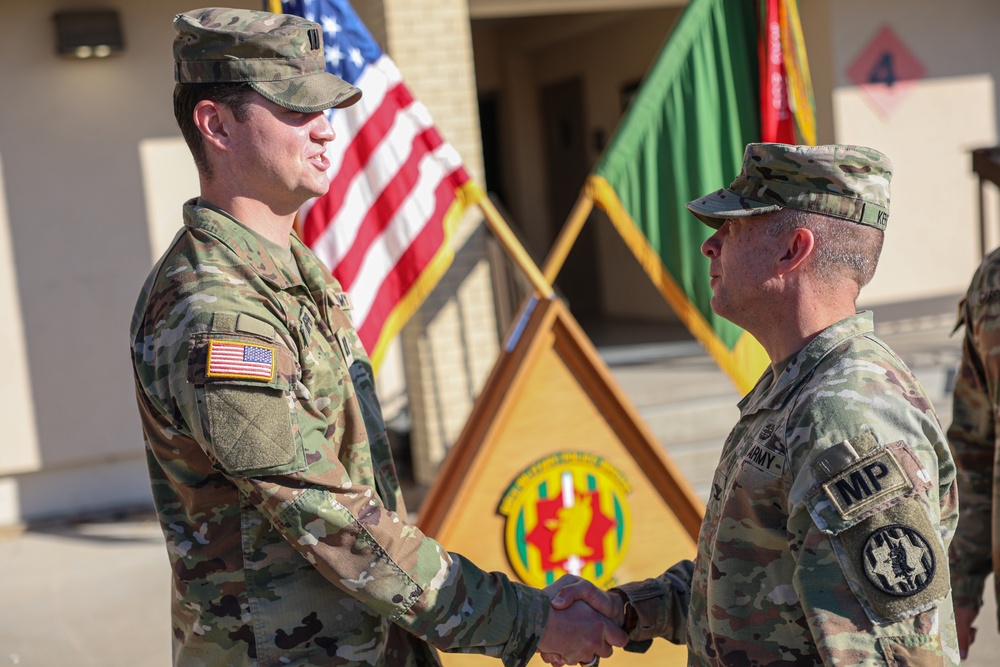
[540, 77, 602, 320]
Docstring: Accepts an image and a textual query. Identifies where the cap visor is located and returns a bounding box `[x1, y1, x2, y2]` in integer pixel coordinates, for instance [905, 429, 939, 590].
[686, 188, 781, 228]
[252, 73, 362, 113]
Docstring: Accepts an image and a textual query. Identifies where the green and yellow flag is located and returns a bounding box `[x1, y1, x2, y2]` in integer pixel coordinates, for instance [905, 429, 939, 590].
[586, 0, 813, 394]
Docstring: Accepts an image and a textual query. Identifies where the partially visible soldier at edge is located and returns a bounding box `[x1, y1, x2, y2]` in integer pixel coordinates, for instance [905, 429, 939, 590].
[542, 143, 961, 666]
[947, 247, 1000, 660]
[129, 8, 626, 666]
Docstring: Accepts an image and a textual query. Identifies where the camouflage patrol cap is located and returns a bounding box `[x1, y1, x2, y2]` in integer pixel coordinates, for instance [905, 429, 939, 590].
[687, 143, 892, 231]
[173, 7, 361, 113]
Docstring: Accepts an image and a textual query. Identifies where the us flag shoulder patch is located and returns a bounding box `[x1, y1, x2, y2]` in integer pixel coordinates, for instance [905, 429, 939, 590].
[206, 340, 275, 381]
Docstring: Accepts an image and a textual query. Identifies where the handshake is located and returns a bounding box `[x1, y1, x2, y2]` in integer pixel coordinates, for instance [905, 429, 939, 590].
[536, 575, 630, 667]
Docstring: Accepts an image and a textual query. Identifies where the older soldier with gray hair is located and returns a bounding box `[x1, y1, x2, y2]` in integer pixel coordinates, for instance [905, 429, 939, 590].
[130, 7, 625, 667]
[544, 143, 960, 666]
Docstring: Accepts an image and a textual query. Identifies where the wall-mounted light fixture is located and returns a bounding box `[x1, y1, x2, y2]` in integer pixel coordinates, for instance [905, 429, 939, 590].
[53, 9, 125, 59]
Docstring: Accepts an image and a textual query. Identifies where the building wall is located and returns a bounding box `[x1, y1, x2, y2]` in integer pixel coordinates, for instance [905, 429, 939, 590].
[803, 0, 998, 305]
[0, 0, 494, 525]
[377, 0, 502, 485]
[525, 9, 684, 322]
[0, 0, 254, 526]
[3, 0, 999, 526]
[477, 0, 1000, 322]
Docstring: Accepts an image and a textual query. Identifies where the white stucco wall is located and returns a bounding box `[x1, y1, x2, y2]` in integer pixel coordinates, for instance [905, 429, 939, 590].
[820, 0, 999, 305]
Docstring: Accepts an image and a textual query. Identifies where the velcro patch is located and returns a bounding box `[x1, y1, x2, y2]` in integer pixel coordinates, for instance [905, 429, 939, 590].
[742, 444, 785, 476]
[862, 525, 936, 597]
[813, 440, 859, 481]
[332, 290, 352, 311]
[822, 447, 911, 520]
[835, 498, 949, 623]
[206, 340, 276, 381]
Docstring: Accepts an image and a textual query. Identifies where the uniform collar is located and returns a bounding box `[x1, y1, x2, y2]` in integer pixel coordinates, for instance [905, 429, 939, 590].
[183, 198, 307, 289]
[738, 311, 875, 416]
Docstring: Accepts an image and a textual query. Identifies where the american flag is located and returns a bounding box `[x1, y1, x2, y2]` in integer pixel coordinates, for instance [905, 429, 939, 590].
[279, 0, 479, 372]
[207, 341, 276, 381]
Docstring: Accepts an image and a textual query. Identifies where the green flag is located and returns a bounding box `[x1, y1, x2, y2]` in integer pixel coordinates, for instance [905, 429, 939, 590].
[589, 0, 768, 394]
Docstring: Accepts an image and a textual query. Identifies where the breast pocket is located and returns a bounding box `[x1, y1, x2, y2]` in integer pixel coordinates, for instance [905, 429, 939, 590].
[714, 445, 789, 551]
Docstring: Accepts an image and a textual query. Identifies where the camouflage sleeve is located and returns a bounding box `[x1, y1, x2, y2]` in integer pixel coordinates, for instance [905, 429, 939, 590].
[789, 414, 956, 664]
[169, 303, 548, 665]
[270, 490, 549, 665]
[612, 559, 693, 650]
[947, 288, 999, 613]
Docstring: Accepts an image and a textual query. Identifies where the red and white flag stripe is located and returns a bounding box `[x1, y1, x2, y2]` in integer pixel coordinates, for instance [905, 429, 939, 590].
[299, 52, 478, 371]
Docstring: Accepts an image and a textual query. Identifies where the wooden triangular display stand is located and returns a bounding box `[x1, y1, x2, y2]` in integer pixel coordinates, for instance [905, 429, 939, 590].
[418, 295, 704, 666]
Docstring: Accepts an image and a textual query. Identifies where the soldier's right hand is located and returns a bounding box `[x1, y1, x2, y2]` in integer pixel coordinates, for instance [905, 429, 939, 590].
[538, 576, 627, 666]
[538, 602, 626, 664]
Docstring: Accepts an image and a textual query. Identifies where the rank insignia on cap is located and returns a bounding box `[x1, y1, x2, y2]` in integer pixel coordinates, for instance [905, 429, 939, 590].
[207, 340, 275, 381]
[862, 524, 935, 597]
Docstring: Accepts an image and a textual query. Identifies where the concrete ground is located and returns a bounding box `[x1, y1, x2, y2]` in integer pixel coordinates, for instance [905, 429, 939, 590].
[2, 297, 998, 665]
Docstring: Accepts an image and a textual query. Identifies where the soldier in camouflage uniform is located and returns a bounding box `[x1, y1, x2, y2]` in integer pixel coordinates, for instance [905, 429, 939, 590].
[130, 8, 626, 667]
[947, 248, 1000, 659]
[544, 143, 960, 666]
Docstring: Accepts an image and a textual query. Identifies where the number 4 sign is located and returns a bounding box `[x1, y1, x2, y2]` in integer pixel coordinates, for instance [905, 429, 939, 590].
[847, 25, 926, 119]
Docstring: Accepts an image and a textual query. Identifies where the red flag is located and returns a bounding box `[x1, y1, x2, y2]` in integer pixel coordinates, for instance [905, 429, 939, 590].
[759, 0, 796, 143]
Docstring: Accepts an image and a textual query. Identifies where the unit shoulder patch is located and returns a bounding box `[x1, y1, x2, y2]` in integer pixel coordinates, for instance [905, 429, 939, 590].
[862, 524, 936, 597]
[834, 498, 949, 623]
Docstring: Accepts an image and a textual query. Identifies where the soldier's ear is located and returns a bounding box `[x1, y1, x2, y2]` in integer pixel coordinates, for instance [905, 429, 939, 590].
[193, 100, 232, 152]
[776, 227, 815, 276]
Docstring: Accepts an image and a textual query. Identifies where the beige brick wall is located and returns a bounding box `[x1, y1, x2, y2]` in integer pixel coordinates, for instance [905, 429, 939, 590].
[376, 0, 501, 485]
[353, 1, 388, 50]
[403, 225, 502, 483]
[382, 0, 485, 187]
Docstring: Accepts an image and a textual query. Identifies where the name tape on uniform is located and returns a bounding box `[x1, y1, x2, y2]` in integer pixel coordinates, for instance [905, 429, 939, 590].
[743, 444, 785, 476]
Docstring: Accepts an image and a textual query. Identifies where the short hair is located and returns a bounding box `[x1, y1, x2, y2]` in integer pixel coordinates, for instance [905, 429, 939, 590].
[173, 82, 255, 179]
[763, 208, 885, 289]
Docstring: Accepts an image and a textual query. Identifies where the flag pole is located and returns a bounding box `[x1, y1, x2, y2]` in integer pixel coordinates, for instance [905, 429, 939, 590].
[541, 191, 594, 284]
[476, 195, 556, 298]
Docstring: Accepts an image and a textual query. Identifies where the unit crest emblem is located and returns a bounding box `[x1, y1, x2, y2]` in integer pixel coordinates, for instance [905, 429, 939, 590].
[497, 452, 632, 587]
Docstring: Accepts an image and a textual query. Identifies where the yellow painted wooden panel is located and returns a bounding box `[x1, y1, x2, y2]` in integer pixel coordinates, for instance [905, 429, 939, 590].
[434, 324, 694, 666]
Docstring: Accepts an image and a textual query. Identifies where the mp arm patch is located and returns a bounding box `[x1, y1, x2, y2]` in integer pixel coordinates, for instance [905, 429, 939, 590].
[806, 433, 948, 624]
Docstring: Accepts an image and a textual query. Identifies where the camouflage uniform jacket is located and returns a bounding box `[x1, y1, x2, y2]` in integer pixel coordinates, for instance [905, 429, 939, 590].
[617, 312, 960, 665]
[948, 247, 1000, 627]
[130, 200, 548, 667]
